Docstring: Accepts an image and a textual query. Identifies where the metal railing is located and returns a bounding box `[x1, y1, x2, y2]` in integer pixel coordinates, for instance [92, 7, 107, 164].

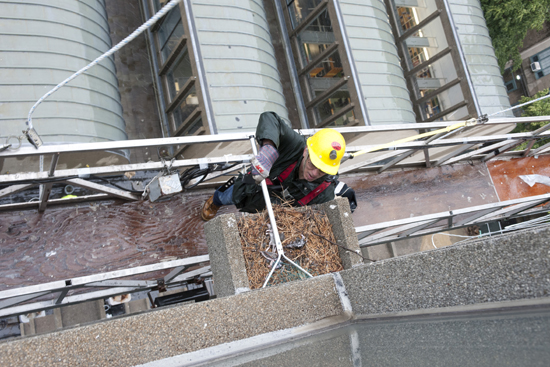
[2, 116, 550, 212]
[356, 193, 550, 248]
[0, 255, 211, 318]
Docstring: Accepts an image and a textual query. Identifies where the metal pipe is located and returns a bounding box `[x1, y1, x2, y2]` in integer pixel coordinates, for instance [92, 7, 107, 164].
[249, 137, 312, 287]
[272, 0, 309, 129]
[2, 116, 549, 158]
[249, 137, 283, 254]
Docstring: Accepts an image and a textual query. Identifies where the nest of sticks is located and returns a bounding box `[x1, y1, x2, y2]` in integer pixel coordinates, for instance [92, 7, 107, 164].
[237, 203, 344, 289]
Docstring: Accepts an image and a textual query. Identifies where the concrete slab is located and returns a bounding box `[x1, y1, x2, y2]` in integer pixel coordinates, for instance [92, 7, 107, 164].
[340, 223, 550, 316]
[0, 275, 342, 367]
[321, 197, 363, 269]
[204, 213, 250, 297]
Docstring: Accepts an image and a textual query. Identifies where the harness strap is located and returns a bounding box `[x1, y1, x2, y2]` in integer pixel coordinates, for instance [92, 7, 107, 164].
[265, 162, 296, 185]
[265, 161, 330, 206]
[297, 181, 331, 206]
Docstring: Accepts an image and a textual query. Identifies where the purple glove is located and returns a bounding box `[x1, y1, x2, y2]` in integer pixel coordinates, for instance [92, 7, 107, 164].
[251, 144, 279, 182]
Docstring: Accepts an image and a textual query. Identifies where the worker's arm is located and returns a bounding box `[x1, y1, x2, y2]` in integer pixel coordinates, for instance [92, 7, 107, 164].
[255, 112, 298, 149]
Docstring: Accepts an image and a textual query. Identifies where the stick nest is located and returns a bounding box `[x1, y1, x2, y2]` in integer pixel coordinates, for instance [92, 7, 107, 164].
[237, 204, 343, 289]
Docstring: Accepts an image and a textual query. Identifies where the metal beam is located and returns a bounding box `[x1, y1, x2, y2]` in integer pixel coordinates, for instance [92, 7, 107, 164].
[0, 292, 50, 309]
[38, 183, 53, 212]
[1, 155, 253, 184]
[467, 199, 550, 224]
[85, 280, 157, 287]
[0, 183, 36, 199]
[378, 149, 416, 173]
[339, 150, 404, 174]
[356, 193, 550, 238]
[359, 218, 441, 245]
[0, 194, 109, 211]
[481, 140, 525, 162]
[453, 207, 501, 227]
[528, 140, 550, 156]
[397, 219, 441, 238]
[63, 178, 140, 201]
[434, 144, 474, 166]
[0, 116, 548, 159]
[164, 266, 188, 283]
[0, 266, 211, 318]
[0, 256, 209, 300]
[446, 140, 510, 164]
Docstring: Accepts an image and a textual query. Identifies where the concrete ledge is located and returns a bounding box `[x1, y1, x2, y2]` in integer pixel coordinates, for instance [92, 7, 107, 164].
[204, 213, 249, 297]
[0, 275, 342, 367]
[341, 223, 550, 316]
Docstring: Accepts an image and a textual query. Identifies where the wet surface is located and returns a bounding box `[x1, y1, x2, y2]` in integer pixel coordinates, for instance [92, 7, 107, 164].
[0, 159, 539, 291]
[347, 162, 499, 227]
[0, 191, 237, 291]
[487, 155, 550, 201]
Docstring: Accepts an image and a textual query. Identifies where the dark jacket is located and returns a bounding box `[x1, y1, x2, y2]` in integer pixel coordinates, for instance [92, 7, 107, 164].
[232, 112, 336, 213]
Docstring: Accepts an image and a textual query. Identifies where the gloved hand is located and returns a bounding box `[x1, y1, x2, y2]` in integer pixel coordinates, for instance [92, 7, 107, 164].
[335, 181, 357, 213]
[251, 144, 279, 183]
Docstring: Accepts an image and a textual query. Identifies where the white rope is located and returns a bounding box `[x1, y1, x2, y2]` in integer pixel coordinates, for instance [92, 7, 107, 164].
[488, 91, 550, 117]
[26, 0, 182, 129]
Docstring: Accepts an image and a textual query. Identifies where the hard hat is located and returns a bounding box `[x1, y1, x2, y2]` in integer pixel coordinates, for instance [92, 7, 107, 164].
[306, 129, 346, 175]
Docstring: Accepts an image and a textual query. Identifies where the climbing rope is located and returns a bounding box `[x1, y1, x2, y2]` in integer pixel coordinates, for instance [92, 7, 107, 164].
[26, 0, 182, 130]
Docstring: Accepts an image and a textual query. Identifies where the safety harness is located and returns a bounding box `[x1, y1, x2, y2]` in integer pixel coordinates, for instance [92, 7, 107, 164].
[265, 161, 331, 206]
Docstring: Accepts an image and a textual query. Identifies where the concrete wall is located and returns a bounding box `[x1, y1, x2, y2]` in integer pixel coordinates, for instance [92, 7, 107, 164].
[2, 219, 549, 366]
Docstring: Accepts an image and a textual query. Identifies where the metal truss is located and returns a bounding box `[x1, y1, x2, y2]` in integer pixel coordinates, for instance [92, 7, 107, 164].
[0, 255, 211, 318]
[1, 116, 550, 213]
[356, 193, 550, 248]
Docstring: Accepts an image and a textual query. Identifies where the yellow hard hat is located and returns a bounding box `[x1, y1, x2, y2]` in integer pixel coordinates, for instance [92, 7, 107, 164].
[306, 129, 346, 175]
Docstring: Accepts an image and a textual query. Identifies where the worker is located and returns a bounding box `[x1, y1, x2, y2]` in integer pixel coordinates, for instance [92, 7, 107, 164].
[201, 112, 356, 221]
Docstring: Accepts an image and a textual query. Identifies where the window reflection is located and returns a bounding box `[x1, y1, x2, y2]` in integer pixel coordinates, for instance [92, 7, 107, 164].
[166, 49, 193, 100]
[173, 86, 198, 129]
[313, 89, 353, 126]
[287, 0, 324, 29]
[157, 8, 185, 63]
[296, 9, 334, 66]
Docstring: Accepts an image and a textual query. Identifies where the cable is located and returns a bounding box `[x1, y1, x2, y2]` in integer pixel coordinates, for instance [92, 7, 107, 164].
[89, 175, 143, 194]
[26, 0, 182, 130]
[179, 163, 240, 190]
[488, 91, 550, 117]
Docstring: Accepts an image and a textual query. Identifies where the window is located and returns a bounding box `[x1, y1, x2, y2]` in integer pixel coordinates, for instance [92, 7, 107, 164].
[282, 0, 364, 127]
[530, 48, 550, 79]
[146, 0, 207, 139]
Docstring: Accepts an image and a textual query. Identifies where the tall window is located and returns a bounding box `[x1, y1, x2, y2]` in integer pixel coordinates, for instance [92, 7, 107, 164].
[282, 0, 364, 128]
[148, 0, 205, 138]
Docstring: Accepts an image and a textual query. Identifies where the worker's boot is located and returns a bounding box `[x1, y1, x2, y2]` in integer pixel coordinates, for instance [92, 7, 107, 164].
[201, 195, 221, 221]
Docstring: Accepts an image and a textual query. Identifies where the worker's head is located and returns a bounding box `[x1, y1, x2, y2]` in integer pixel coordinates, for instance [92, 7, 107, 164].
[299, 129, 346, 181]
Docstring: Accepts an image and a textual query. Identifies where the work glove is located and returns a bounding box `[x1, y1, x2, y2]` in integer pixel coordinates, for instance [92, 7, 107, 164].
[251, 144, 279, 184]
[335, 181, 357, 213]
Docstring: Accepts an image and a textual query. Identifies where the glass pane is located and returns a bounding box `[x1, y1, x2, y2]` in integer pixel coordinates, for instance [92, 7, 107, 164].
[296, 8, 334, 67]
[305, 50, 343, 97]
[312, 88, 353, 127]
[153, 0, 170, 12]
[166, 49, 193, 101]
[157, 8, 185, 63]
[173, 86, 198, 130]
[288, 0, 323, 29]
[186, 118, 203, 135]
